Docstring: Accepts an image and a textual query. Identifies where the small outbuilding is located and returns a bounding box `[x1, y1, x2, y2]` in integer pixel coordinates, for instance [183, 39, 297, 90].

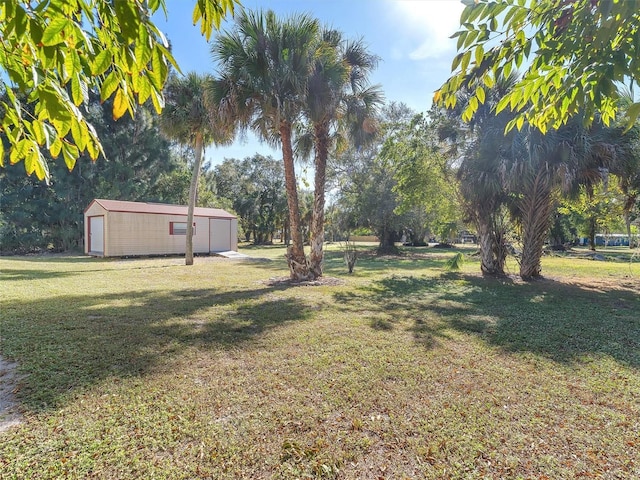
[84, 199, 238, 257]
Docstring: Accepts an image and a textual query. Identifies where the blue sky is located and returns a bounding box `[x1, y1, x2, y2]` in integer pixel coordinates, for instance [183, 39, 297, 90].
[153, 0, 465, 166]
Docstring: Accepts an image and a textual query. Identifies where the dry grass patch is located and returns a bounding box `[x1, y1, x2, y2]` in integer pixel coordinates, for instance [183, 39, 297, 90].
[0, 248, 638, 478]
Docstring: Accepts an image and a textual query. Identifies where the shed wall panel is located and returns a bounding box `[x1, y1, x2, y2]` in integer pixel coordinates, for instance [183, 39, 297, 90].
[209, 218, 232, 252]
[106, 213, 210, 256]
[230, 219, 238, 251]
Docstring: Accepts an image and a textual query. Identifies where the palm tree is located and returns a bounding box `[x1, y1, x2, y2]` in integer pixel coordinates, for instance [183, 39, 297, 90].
[506, 118, 625, 279]
[159, 72, 232, 265]
[212, 9, 320, 280]
[438, 74, 518, 276]
[298, 29, 383, 277]
[456, 129, 511, 275]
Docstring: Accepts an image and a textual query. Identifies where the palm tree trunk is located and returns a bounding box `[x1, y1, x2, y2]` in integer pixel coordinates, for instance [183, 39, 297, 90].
[309, 123, 329, 278]
[624, 210, 632, 249]
[185, 133, 204, 266]
[492, 218, 508, 275]
[477, 217, 502, 276]
[519, 169, 553, 280]
[588, 217, 597, 251]
[280, 121, 310, 280]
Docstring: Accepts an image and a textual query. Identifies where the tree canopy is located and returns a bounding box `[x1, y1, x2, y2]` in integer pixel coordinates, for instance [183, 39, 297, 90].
[213, 155, 287, 245]
[0, 0, 237, 182]
[436, 0, 640, 133]
[0, 94, 180, 254]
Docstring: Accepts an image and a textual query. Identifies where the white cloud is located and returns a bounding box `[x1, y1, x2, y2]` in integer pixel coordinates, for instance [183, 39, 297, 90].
[389, 0, 465, 60]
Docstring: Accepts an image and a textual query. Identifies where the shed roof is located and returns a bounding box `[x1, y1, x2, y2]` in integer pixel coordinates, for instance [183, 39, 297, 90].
[86, 199, 236, 219]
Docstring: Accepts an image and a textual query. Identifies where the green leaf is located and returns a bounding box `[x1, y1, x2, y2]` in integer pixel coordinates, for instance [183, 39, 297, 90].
[9, 139, 30, 165]
[86, 136, 100, 161]
[150, 88, 164, 114]
[154, 43, 180, 72]
[135, 29, 152, 67]
[503, 61, 512, 79]
[624, 102, 640, 131]
[496, 95, 510, 113]
[71, 75, 85, 106]
[461, 51, 471, 73]
[469, 96, 478, 112]
[28, 16, 44, 46]
[451, 52, 464, 72]
[460, 5, 472, 23]
[32, 120, 47, 146]
[50, 138, 63, 158]
[483, 73, 495, 89]
[474, 45, 484, 66]
[462, 29, 479, 49]
[70, 117, 88, 151]
[457, 31, 467, 51]
[100, 71, 119, 102]
[42, 16, 69, 46]
[149, 46, 167, 90]
[23, 146, 37, 174]
[114, 0, 140, 42]
[52, 117, 72, 138]
[84, 121, 103, 162]
[112, 87, 129, 120]
[467, 3, 485, 23]
[476, 86, 485, 104]
[13, 5, 28, 38]
[0, 141, 4, 167]
[39, 87, 70, 123]
[25, 147, 49, 181]
[92, 49, 112, 76]
[63, 50, 76, 81]
[61, 141, 80, 171]
[462, 105, 473, 123]
[137, 74, 152, 105]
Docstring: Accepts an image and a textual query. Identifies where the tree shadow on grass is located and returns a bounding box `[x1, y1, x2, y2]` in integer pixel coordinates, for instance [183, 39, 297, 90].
[0, 255, 106, 264]
[333, 272, 640, 368]
[0, 268, 80, 281]
[0, 285, 310, 413]
[0, 260, 226, 281]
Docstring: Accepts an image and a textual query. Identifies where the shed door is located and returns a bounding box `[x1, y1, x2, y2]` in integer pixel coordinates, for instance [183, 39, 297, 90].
[89, 216, 104, 253]
[209, 218, 231, 252]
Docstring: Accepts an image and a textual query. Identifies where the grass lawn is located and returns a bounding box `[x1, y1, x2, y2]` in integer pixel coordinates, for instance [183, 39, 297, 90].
[1, 244, 639, 479]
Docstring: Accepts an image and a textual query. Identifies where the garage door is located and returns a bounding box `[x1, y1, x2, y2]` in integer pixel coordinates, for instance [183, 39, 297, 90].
[89, 216, 104, 254]
[209, 218, 231, 252]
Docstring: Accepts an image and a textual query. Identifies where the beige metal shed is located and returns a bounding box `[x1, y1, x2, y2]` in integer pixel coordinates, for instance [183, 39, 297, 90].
[84, 199, 238, 257]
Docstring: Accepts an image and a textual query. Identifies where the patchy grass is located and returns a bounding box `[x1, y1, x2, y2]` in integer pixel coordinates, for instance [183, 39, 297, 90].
[0, 246, 639, 479]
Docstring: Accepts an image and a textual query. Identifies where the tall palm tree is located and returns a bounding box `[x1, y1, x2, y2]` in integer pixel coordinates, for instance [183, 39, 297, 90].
[298, 29, 383, 277]
[159, 72, 232, 265]
[438, 74, 518, 276]
[457, 124, 511, 275]
[212, 9, 320, 280]
[506, 118, 624, 279]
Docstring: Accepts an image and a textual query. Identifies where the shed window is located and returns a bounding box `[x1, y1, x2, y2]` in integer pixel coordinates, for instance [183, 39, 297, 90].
[170, 222, 195, 235]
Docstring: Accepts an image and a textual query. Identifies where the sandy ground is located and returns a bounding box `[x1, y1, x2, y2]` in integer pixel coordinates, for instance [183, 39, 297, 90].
[0, 356, 23, 433]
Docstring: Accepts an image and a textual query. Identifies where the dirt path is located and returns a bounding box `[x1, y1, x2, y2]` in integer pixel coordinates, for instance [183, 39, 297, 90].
[0, 356, 23, 433]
